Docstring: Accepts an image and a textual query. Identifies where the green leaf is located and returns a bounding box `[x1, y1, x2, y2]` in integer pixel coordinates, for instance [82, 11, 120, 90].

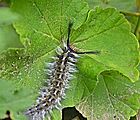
[62, 56, 109, 107]
[0, 0, 139, 120]
[86, 0, 140, 41]
[1, 0, 137, 86]
[76, 70, 140, 120]
[0, 25, 23, 52]
[10, 0, 89, 58]
[0, 79, 35, 120]
[73, 8, 139, 81]
[0, 7, 23, 52]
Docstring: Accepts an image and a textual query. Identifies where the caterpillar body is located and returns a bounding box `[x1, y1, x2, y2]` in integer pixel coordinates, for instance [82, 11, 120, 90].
[25, 22, 99, 120]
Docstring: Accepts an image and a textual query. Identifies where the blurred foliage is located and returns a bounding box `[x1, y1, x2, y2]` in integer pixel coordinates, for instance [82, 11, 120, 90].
[0, 7, 23, 53]
[0, 79, 35, 120]
[87, 0, 137, 12]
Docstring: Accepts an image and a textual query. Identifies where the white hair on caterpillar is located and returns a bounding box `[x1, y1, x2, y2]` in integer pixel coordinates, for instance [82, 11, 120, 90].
[25, 40, 79, 120]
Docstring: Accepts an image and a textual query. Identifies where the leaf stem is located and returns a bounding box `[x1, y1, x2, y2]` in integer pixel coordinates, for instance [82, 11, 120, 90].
[134, 16, 140, 36]
[120, 11, 140, 17]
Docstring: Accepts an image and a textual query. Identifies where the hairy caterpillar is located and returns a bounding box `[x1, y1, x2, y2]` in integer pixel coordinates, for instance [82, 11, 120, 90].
[25, 22, 100, 120]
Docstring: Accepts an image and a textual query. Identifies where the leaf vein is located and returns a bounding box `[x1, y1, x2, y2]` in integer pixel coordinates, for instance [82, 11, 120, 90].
[32, 1, 58, 42]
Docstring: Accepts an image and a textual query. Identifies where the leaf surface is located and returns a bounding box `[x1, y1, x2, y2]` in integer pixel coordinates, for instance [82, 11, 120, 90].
[0, 79, 35, 120]
[0, 8, 23, 52]
[0, 0, 139, 120]
[76, 70, 140, 120]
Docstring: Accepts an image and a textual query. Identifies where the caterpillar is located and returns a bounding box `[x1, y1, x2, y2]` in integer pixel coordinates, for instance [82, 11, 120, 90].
[25, 22, 100, 120]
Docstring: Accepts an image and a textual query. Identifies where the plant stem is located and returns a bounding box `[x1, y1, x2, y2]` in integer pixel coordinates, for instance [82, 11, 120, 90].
[120, 11, 140, 17]
[134, 16, 140, 36]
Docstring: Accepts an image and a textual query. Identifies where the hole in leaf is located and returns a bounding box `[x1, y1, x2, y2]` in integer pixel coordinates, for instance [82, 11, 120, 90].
[62, 107, 87, 120]
[0, 110, 12, 120]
